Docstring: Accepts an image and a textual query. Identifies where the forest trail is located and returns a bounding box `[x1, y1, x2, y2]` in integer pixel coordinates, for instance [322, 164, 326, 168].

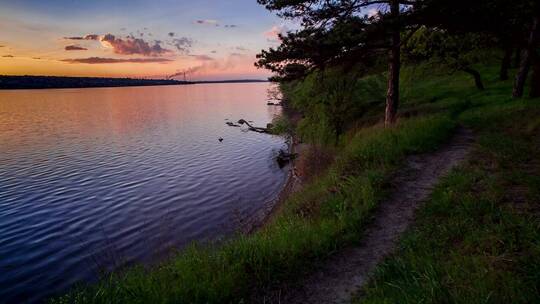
[269, 127, 475, 304]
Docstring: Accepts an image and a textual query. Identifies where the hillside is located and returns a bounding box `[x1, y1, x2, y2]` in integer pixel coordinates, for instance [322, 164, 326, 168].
[53, 63, 540, 303]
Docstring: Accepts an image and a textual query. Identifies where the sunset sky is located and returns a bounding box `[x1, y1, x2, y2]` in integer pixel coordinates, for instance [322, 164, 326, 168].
[0, 0, 291, 80]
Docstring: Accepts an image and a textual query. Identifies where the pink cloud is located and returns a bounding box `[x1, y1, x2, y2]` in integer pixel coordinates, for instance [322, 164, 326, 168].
[84, 34, 100, 40]
[264, 25, 288, 42]
[169, 53, 266, 80]
[62, 57, 172, 64]
[101, 34, 171, 57]
[190, 54, 214, 61]
[65, 45, 88, 51]
[64, 34, 99, 41]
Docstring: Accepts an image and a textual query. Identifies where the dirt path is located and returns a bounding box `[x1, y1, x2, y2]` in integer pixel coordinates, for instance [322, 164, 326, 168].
[271, 127, 475, 304]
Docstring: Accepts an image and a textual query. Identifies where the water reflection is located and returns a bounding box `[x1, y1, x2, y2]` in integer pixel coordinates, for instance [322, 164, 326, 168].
[0, 83, 287, 303]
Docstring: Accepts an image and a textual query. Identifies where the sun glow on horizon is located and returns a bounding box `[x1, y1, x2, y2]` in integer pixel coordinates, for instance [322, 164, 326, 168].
[0, 0, 285, 80]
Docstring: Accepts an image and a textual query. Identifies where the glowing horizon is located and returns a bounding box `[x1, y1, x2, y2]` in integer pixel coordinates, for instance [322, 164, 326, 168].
[0, 0, 290, 81]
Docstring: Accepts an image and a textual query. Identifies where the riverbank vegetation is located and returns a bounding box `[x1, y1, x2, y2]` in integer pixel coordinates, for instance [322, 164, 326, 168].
[358, 74, 540, 303]
[54, 0, 540, 302]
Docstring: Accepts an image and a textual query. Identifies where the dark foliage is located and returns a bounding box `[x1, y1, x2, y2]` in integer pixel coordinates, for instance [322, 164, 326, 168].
[0, 75, 189, 90]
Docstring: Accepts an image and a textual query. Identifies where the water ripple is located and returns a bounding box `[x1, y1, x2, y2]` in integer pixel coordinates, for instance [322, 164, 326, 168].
[0, 83, 287, 303]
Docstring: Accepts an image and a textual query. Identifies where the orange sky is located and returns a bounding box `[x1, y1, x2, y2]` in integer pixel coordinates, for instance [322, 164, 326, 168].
[0, 1, 289, 80]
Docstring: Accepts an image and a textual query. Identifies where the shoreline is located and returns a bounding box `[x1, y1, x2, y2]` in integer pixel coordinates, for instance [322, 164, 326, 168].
[249, 99, 309, 231]
[0, 75, 268, 90]
[244, 133, 306, 233]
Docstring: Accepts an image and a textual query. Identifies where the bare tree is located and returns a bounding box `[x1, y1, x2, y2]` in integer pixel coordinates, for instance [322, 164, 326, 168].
[513, 15, 540, 98]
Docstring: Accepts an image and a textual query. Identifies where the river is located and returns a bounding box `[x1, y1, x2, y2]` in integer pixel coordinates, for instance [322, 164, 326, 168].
[0, 83, 288, 303]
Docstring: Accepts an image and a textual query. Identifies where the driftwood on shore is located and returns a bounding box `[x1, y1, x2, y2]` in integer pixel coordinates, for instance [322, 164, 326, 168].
[225, 118, 297, 167]
[238, 119, 270, 133]
[226, 119, 271, 133]
[226, 121, 241, 127]
[276, 149, 297, 168]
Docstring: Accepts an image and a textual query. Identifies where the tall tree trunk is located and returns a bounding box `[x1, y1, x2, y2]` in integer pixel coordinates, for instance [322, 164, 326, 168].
[530, 53, 540, 98]
[385, 0, 400, 127]
[513, 17, 540, 98]
[334, 121, 343, 145]
[500, 45, 513, 81]
[514, 48, 522, 68]
[463, 67, 485, 90]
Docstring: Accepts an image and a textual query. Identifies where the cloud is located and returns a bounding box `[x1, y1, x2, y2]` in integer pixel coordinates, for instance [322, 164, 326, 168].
[101, 34, 171, 56]
[224, 24, 238, 28]
[230, 52, 245, 57]
[0, 45, 4, 48]
[171, 37, 193, 54]
[366, 8, 379, 18]
[85, 34, 100, 40]
[195, 19, 219, 26]
[64, 33, 177, 56]
[264, 25, 288, 42]
[62, 57, 172, 64]
[65, 45, 88, 51]
[64, 34, 99, 41]
[2, 55, 14, 58]
[191, 54, 214, 61]
[211, 50, 217, 54]
[235, 46, 248, 51]
[169, 53, 255, 79]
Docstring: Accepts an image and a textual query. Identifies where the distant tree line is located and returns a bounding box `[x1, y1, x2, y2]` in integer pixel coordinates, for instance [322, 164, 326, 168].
[0, 75, 189, 90]
[256, 0, 540, 127]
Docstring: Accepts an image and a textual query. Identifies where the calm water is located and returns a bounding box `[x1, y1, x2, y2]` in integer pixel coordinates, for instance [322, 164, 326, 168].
[0, 83, 287, 303]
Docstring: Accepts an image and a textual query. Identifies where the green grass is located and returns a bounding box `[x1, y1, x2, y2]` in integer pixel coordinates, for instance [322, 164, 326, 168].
[268, 114, 292, 135]
[357, 67, 540, 303]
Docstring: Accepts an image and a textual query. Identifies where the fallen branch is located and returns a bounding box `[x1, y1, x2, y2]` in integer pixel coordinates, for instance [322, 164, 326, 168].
[276, 149, 297, 168]
[237, 119, 270, 133]
[226, 121, 241, 127]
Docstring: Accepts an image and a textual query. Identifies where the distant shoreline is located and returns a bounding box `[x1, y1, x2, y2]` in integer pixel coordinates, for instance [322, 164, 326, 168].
[0, 75, 268, 90]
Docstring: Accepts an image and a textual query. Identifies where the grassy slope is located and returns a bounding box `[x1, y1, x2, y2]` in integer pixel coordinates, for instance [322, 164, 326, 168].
[358, 67, 540, 303]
